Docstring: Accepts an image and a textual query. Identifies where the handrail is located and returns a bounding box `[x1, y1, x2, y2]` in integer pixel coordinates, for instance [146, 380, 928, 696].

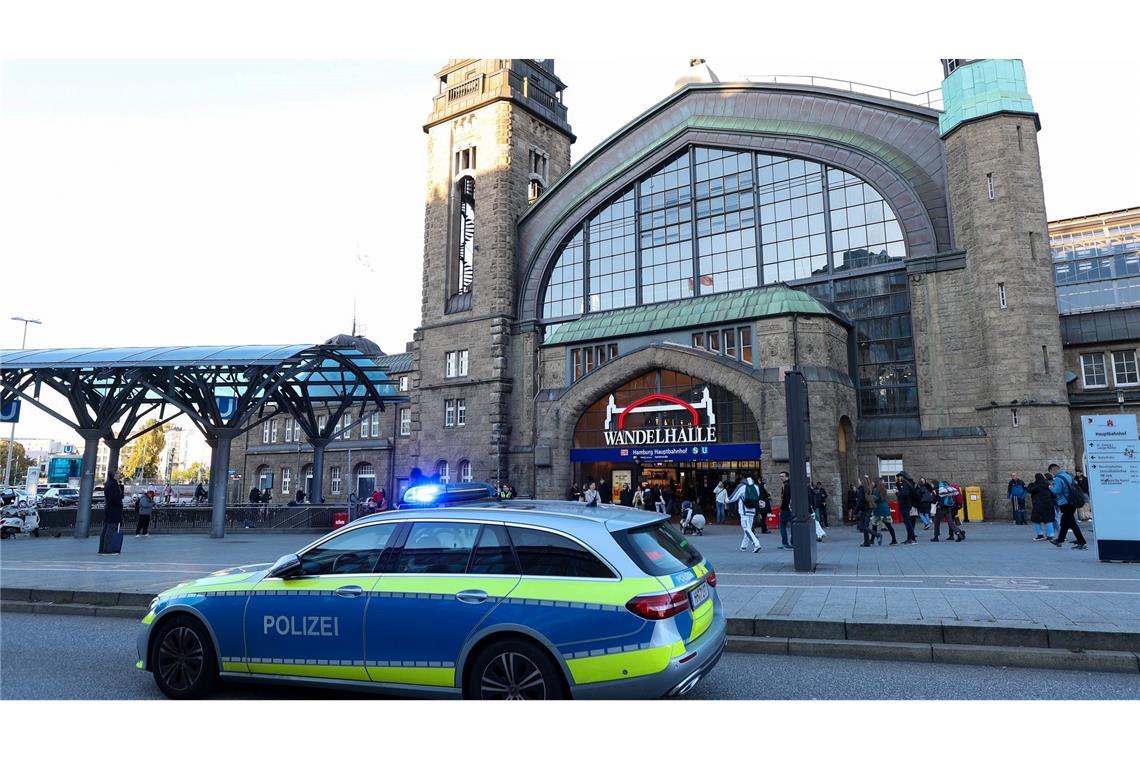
[741, 74, 943, 110]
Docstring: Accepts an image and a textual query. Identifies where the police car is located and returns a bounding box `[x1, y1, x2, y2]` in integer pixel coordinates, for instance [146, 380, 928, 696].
[136, 487, 726, 699]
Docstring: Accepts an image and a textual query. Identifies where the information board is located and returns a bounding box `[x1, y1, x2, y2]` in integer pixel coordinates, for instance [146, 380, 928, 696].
[1083, 414, 1140, 562]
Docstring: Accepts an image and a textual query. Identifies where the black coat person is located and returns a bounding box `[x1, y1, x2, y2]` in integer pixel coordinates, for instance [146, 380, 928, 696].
[98, 473, 124, 554]
[1027, 475, 1056, 525]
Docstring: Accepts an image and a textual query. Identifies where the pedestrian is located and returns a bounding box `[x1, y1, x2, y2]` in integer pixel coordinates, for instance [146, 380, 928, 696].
[295, 487, 306, 505]
[98, 469, 125, 555]
[1048, 463, 1088, 549]
[932, 480, 964, 542]
[631, 484, 644, 509]
[845, 485, 858, 523]
[776, 472, 795, 549]
[1073, 469, 1093, 522]
[193, 481, 207, 505]
[895, 470, 919, 544]
[1007, 472, 1028, 525]
[582, 480, 601, 506]
[755, 477, 772, 533]
[728, 475, 762, 553]
[855, 478, 875, 547]
[135, 488, 156, 536]
[812, 481, 830, 528]
[163, 483, 174, 504]
[409, 467, 431, 488]
[1026, 473, 1057, 542]
[871, 477, 897, 545]
[248, 485, 261, 505]
[375, 488, 389, 511]
[713, 479, 728, 524]
[654, 487, 667, 515]
[917, 478, 935, 529]
[568, 483, 581, 502]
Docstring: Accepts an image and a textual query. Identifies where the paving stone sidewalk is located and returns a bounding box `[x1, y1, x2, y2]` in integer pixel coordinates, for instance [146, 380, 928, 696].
[1, 520, 1137, 634]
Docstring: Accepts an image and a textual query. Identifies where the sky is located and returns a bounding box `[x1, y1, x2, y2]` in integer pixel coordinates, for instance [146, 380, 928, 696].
[2, 56, 1138, 451]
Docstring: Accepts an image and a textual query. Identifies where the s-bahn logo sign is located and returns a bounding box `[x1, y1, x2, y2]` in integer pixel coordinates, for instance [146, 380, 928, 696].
[602, 387, 718, 446]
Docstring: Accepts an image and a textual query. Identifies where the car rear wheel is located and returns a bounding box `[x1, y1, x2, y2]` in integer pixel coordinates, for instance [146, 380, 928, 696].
[151, 616, 219, 699]
[466, 638, 566, 700]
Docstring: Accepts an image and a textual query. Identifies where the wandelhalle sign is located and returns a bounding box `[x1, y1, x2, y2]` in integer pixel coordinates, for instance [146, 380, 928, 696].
[571, 388, 762, 463]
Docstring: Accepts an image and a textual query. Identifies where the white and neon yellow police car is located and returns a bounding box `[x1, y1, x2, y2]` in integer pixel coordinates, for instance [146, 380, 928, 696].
[137, 488, 725, 699]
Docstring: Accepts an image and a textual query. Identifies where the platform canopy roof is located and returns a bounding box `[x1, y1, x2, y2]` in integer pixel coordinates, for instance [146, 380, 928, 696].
[0, 344, 319, 369]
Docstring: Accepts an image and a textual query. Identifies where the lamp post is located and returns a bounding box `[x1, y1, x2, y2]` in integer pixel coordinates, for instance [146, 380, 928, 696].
[4, 317, 42, 486]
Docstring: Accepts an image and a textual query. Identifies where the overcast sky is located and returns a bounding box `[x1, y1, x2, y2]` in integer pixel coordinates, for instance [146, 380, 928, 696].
[2, 56, 1138, 447]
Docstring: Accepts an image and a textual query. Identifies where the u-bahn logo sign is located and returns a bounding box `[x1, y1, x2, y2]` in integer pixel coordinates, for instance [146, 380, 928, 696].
[602, 387, 718, 446]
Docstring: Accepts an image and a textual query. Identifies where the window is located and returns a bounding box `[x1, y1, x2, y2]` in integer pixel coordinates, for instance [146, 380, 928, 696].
[878, 457, 903, 491]
[542, 230, 584, 320]
[826, 167, 905, 273]
[999, 283, 1007, 309]
[399, 376, 409, 392]
[455, 146, 477, 174]
[1012, 408, 1020, 428]
[270, 420, 278, 443]
[740, 326, 753, 364]
[284, 419, 293, 443]
[436, 460, 449, 484]
[261, 421, 270, 444]
[281, 467, 292, 494]
[456, 399, 467, 427]
[695, 148, 757, 293]
[507, 527, 615, 578]
[528, 179, 544, 203]
[445, 399, 456, 428]
[360, 415, 369, 438]
[613, 522, 702, 577]
[299, 523, 397, 576]
[370, 412, 380, 438]
[691, 326, 753, 366]
[342, 413, 352, 440]
[529, 148, 548, 181]
[986, 173, 995, 200]
[588, 189, 637, 311]
[459, 460, 473, 482]
[257, 466, 274, 493]
[399, 408, 411, 436]
[455, 175, 475, 296]
[355, 463, 375, 496]
[330, 466, 341, 495]
[445, 350, 469, 378]
[1112, 350, 1139, 386]
[393, 522, 479, 574]
[639, 152, 693, 304]
[1081, 353, 1107, 388]
[469, 524, 519, 575]
[571, 343, 618, 381]
[318, 414, 328, 433]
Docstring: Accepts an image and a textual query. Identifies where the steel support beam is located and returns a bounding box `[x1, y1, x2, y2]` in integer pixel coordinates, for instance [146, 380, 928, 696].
[73, 430, 105, 539]
[207, 431, 235, 539]
[785, 371, 817, 572]
[309, 438, 329, 505]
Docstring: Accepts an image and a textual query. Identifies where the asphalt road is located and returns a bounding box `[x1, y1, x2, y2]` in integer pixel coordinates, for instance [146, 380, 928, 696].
[2, 613, 1136, 700]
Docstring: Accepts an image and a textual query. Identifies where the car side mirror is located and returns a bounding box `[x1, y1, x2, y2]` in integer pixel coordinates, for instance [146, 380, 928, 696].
[268, 553, 303, 579]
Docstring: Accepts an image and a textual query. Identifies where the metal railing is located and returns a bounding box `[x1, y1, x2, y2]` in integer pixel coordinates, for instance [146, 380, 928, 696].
[447, 76, 483, 102]
[742, 74, 943, 110]
[34, 504, 350, 533]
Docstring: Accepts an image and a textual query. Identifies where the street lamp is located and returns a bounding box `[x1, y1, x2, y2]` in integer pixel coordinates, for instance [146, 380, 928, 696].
[4, 317, 42, 485]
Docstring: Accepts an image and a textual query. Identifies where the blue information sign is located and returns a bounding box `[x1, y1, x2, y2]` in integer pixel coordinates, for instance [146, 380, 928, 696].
[0, 400, 20, 423]
[216, 395, 239, 421]
[570, 442, 762, 463]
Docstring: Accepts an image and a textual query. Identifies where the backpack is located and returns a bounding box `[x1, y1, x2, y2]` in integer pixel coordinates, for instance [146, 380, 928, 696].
[744, 483, 760, 508]
[939, 486, 956, 508]
[1058, 473, 1086, 508]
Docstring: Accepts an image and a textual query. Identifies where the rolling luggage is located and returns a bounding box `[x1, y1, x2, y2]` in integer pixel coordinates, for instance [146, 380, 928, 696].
[106, 523, 123, 554]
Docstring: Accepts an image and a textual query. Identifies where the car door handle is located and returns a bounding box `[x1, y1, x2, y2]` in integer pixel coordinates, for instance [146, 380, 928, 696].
[334, 585, 364, 598]
[455, 589, 489, 604]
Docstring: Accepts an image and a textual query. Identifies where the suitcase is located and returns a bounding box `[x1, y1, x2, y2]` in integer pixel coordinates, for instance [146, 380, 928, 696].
[106, 524, 123, 554]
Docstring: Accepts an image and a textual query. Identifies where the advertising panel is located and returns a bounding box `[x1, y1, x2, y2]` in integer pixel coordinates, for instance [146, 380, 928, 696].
[1082, 415, 1140, 561]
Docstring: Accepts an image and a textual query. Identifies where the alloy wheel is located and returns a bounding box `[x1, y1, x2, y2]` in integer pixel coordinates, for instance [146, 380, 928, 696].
[480, 651, 547, 700]
[157, 626, 205, 693]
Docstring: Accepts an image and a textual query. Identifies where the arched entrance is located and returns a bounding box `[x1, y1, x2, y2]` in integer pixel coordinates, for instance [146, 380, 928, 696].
[570, 367, 762, 506]
[837, 415, 856, 504]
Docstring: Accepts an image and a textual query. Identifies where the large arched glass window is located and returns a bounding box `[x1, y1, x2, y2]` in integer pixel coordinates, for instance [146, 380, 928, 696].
[538, 146, 917, 418]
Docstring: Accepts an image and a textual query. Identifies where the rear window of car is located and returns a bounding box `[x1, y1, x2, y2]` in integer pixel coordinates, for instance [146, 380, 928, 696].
[614, 520, 703, 577]
[507, 526, 615, 578]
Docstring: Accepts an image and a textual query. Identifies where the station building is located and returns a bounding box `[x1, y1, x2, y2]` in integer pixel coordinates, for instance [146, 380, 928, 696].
[237, 59, 1137, 519]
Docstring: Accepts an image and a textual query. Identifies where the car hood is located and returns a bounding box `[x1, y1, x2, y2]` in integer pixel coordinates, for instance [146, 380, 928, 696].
[155, 562, 273, 599]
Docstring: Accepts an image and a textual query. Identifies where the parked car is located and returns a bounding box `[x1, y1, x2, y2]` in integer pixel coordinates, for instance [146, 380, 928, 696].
[40, 487, 80, 508]
[1, 487, 32, 507]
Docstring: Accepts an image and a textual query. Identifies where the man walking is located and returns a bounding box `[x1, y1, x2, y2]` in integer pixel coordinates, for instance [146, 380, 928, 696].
[778, 471, 794, 550]
[192, 481, 207, 505]
[728, 475, 762, 553]
[932, 480, 964, 542]
[895, 471, 919, 544]
[98, 469, 125, 555]
[1049, 463, 1088, 548]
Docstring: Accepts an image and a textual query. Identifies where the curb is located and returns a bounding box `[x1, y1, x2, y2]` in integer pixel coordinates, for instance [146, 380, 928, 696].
[725, 636, 1140, 675]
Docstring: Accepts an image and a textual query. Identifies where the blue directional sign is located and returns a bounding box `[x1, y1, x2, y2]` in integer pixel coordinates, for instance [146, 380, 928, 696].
[0, 400, 20, 423]
[216, 395, 239, 421]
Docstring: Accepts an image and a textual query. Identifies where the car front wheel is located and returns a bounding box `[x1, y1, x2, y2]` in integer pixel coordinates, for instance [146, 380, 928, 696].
[466, 638, 566, 700]
[151, 616, 219, 699]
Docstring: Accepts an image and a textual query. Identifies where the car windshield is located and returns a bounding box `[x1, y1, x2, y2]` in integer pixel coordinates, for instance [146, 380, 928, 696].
[613, 520, 703, 577]
[60, 489, 78, 496]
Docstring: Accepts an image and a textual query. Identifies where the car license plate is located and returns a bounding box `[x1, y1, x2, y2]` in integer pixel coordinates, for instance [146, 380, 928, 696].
[689, 581, 709, 610]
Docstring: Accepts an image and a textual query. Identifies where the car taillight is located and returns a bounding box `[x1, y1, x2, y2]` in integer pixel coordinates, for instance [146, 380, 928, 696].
[626, 591, 690, 620]
[705, 570, 717, 588]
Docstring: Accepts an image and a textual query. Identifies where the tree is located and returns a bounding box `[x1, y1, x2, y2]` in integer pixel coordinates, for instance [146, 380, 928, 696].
[120, 424, 168, 482]
[171, 462, 209, 484]
[1, 441, 38, 485]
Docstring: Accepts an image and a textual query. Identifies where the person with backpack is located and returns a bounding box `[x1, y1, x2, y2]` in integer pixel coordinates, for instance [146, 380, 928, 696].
[917, 478, 936, 529]
[1008, 473, 1028, 525]
[932, 480, 964, 542]
[895, 471, 919, 544]
[729, 476, 763, 553]
[1048, 463, 1088, 549]
[1027, 473, 1057, 542]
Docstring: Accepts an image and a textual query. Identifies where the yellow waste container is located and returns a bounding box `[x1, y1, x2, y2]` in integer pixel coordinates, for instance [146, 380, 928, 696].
[964, 486, 984, 522]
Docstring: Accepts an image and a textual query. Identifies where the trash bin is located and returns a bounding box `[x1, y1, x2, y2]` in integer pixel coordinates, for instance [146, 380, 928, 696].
[889, 500, 902, 523]
[333, 511, 349, 529]
[964, 487, 983, 522]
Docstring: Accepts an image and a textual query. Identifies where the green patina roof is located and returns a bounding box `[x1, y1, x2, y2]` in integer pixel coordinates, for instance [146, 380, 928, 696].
[544, 285, 839, 346]
[939, 59, 1035, 137]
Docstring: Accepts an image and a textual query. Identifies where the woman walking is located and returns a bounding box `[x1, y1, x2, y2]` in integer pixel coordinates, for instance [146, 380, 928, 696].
[135, 489, 156, 537]
[713, 479, 728, 524]
[917, 478, 936, 529]
[1026, 473, 1057, 542]
[871, 478, 897, 545]
[845, 485, 859, 523]
[856, 479, 875, 547]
